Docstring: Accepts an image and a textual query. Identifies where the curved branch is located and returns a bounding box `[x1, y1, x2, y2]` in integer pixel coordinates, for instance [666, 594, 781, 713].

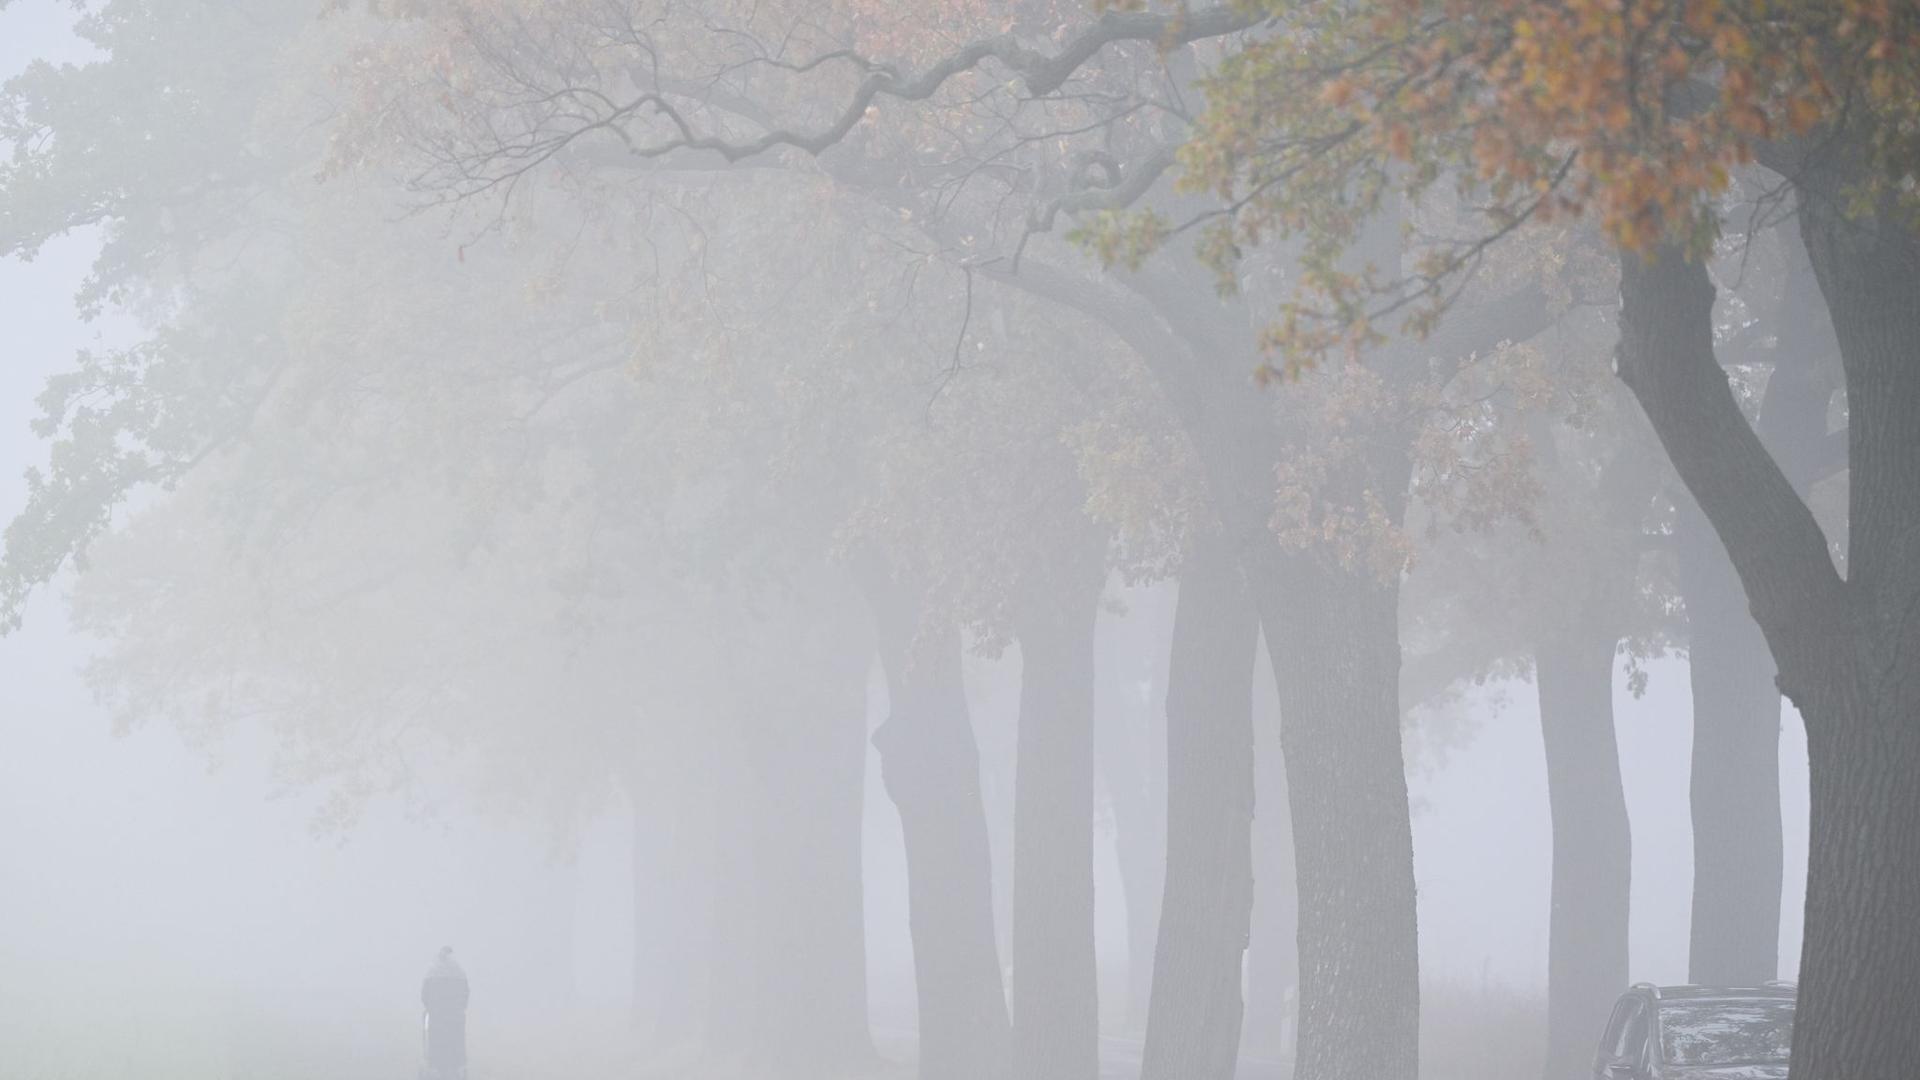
[1614, 245, 1848, 709]
[429, 5, 1260, 195]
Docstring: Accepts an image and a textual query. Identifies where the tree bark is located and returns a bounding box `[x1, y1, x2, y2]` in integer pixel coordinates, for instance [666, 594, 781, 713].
[862, 566, 1011, 1080]
[1794, 703, 1920, 1080]
[1252, 548, 1421, 1080]
[1681, 227, 1834, 988]
[1615, 209, 1920, 1080]
[1535, 628, 1632, 1080]
[1677, 497, 1784, 987]
[1082, 259, 1422, 1080]
[1140, 531, 1259, 1080]
[1784, 191, 1920, 1080]
[1010, 544, 1107, 1080]
[1243, 645, 1298, 1062]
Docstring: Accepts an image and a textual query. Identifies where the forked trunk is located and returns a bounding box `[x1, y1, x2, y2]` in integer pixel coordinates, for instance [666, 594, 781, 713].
[1615, 211, 1920, 1080]
[1781, 192, 1920, 1080]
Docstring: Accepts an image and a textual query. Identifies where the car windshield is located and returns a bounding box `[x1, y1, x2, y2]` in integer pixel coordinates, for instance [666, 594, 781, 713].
[1659, 999, 1794, 1067]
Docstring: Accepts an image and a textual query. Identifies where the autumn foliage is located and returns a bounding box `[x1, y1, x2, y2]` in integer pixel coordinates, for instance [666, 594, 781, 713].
[1165, 0, 1920, 360]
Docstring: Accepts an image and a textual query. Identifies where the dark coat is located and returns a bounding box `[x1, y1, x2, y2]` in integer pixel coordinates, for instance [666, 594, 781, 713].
[421, 955, 469, 1075]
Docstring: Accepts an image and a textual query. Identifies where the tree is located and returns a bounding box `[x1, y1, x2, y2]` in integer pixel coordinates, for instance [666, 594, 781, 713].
[1139, 524, 1257, 1080]
[16, 3, 1915, 1078]
[0, 11, 917, 1067]
[1679, 215, 1844, 987]
[1399, 291, 1675, 1080]
[993, 6, 1920, 1075]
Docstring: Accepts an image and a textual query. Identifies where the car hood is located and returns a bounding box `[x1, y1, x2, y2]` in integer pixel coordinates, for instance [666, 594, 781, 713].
[1668, 1065, 1789, 1080]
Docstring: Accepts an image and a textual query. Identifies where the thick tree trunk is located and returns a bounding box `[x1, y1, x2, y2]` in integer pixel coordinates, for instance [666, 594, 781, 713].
[1252, 552, 1420, 1080]
[862, 568, 1011, 1080]
[1615, 211, 1920, 1080]
[1139, 531, 1259, 1080]
[1010, 554, 1106, 1080]
[1677, 500, 1784, 987]
[1535, 628, 1632, 1080]
[1793, 700, 1920, 1080]
[1783, 194, 1920, 1080]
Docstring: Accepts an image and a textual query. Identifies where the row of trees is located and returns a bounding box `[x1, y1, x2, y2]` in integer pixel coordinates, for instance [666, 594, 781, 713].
[2, 3, 1909, 1080]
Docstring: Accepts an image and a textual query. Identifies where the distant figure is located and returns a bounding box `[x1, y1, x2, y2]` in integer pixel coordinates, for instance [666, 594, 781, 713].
[420, 946, 469, 1080]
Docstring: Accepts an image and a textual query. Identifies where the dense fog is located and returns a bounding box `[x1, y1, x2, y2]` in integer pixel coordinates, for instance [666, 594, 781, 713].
[2, 3, 1912, 1080]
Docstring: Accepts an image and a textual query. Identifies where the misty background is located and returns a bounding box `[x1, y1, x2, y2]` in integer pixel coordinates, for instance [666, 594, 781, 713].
[0, 3, 1825, 1078]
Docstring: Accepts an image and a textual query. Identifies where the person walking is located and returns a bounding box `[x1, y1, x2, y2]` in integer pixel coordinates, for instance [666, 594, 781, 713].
[421, 946, 470, 1080]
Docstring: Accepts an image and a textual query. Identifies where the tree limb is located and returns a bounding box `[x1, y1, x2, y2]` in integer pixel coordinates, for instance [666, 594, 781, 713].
[1614, 245, 1848, 704]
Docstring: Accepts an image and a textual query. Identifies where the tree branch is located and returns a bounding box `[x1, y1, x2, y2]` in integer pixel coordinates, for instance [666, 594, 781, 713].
[428, 5, 1261, 197]
[1614, 245, 1848, 704]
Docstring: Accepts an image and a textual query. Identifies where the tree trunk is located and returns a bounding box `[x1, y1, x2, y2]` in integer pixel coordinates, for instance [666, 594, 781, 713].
[1252, 551, 1420, 1080]
[699, 594, 876, 1074]
[1680, 224, 1836, 988]
[746, 603, 875, 1075]
[1535, 628, 1632, 1080]
[1677, 499, 1784, 987]
[1095, 579, 1172, 1035]
[1614, 209, 1920, 1080]
[1105, 730, 1163, 1035]
[1793, 702, 1920, 1080]
[1782, 192, 1920, 1080]
[862, 567, 1011, 1080]
[1140, 531, 1259, 1080]
[1244, 640, 1298, 1062]
[1010, 553, 1106, 1080]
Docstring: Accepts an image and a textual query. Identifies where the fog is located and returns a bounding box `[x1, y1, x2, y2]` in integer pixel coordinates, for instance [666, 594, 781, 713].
[1, 4, 1905, 1080]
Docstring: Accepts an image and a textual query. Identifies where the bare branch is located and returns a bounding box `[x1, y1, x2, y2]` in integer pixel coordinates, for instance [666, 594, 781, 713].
[416, 5, 1261, 199]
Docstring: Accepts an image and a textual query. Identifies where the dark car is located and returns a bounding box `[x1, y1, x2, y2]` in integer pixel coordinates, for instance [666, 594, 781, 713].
[1592, 982, 1796, 1080]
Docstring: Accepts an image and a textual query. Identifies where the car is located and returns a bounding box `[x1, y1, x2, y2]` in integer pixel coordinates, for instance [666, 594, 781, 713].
[1591, 981, 1796, 1080]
